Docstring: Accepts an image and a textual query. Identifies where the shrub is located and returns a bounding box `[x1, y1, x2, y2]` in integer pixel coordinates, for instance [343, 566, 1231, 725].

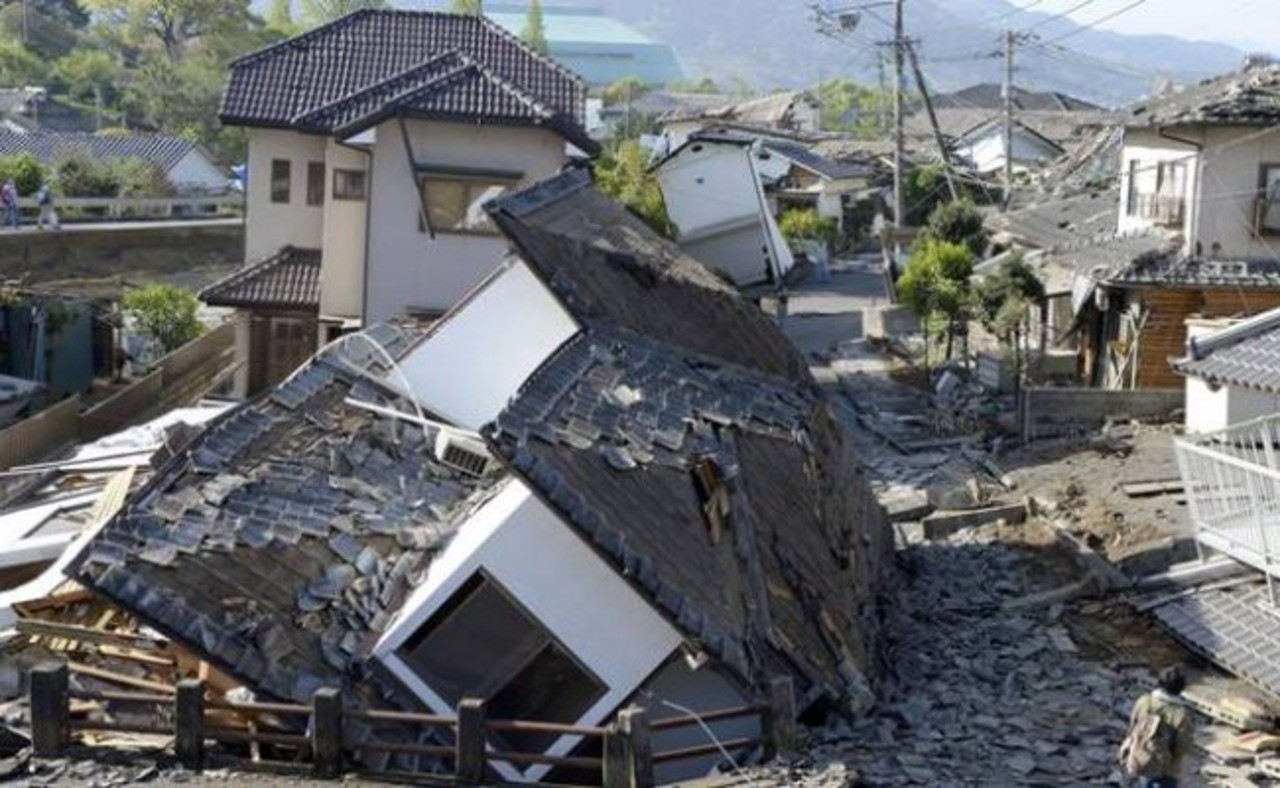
[123, 285, 203, 354]
[52, 152, 118, 197]
[779, 208, 837, 244]
[922, 199, 987, 258]
[0, 153, 46, 195]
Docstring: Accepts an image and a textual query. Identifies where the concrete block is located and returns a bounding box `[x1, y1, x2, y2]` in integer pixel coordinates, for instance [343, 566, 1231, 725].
[920, 502, 1027, 540]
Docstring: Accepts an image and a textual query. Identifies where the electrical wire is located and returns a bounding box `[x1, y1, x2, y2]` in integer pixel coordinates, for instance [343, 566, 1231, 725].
[1022, 0, 1100, 31]
[1040, 0, 1153, 45]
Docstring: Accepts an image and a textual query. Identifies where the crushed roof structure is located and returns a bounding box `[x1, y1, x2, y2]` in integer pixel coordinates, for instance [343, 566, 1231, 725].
[1127, 64, 1280, 127]
[662, 90, 819, 130]
[905, 108, 1115, 149]
[485, 170, 888, 701]
[1036, 125, 1124, 196]
[200, 247, 322, 311]
[0, 131, 215, 173]
[988, 189, 1121, 250]
[219, 9, 595, 151]
[1174, 307, 1280, 392]
[927, 84, 1104, 113]
[1110, 254, 1280, 289]
[71, 324, 508, 716]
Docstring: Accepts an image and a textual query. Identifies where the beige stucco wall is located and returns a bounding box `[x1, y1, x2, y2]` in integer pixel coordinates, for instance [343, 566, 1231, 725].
[244, 129, 326, 261]
[1196, 125, 1280, 261]
[364, 120, 567, 323]
[319, 139, 370, 321]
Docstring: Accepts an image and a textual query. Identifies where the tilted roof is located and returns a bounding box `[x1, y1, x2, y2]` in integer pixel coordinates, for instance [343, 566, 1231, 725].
[987, 189, 1121, 251]
[483, 172, 890, 706]
[763, 139, 873, 181]
[199, 247, 321, 311]
[487, 168, 807, 380]
[0, 130, 212, 173]
[1127, 65, 1280, 127]
[71, 324, 507, 720]
[1174, 307, 1280, 392]
[219, 9, 595, 151]
[929, 83, 1103, 112]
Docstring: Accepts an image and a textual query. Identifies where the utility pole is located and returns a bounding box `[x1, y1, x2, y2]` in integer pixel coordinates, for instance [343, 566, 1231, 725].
[1003, 29, 1015, 212]
[892, 0, 906, 235]
[876, 48, 889, 136]
[905, 41, 958, 202]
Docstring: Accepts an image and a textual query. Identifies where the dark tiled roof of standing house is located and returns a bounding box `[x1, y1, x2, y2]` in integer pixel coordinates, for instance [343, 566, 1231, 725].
[1173, 307, 1280, 393]
[488, 168, 808, 381]
[220, 9, 596, 152]
[70, 324, 508, 755]
[1110, 255, 1280, 289]
[200, 247, 322, 311]
[928, 83, 1102, 112]
[1128, 65, 1280, 127]
[763, 140, 873, 181]
[484, 172, 892, 708]
[0, 130, 212, 173]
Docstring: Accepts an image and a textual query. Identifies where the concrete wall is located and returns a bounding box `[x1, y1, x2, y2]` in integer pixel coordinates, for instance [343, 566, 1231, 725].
[0, 221, 243, 283]
[364, 119, 567, 322]
[1020, 386, 1183, 439]
[1185, 378, 1280, 434]
[170, 149, 228, 193]
[319, 139, 370, 321]
[863, 304, 920, 339]
[245, 128, 326, 261]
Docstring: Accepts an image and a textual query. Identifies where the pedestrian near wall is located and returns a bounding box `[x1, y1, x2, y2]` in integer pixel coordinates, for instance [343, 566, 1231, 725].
[1118, 666, 1194, 787]
[0, 179, 18, 230]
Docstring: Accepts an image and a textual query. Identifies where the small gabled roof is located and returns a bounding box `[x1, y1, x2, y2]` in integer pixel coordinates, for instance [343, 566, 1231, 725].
[1110, 255, 1280, 290]
[0, 131, 211, 173]
[762, 139, 872, 181]
[220, 9, 595, 152]
[199, 247, 321, 311]
[1127, 65, 1280, 127]
[1174, 307, 1280, 393]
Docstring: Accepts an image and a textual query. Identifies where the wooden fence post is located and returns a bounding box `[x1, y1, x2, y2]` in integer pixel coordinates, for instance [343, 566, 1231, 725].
[761, 676, 796, 760]
[30, 662, 68, 758]
[312, 688, 343, 779]
[456, 698, 487, 784]
[175, 678, 205, 770]
[618, 705, 653, 788]
[602, 721, 629, 788]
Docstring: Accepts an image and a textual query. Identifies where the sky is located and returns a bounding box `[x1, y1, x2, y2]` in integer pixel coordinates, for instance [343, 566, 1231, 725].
[1058, 0, 1279, 52]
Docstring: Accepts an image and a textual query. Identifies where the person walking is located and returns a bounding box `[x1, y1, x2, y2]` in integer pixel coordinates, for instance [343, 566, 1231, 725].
[1118, 666, 1195, 787]
[0, 179, 18, 230]
[35, 181, 58, 230]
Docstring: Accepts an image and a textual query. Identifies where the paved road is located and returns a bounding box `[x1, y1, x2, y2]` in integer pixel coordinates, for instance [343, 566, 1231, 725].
[781, 255, 896, 377]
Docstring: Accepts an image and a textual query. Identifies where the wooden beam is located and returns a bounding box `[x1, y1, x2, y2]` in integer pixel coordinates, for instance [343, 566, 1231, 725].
[30, 661, 69, 757]
[68, 662, 176, 694]
[17, 620, 167, 652]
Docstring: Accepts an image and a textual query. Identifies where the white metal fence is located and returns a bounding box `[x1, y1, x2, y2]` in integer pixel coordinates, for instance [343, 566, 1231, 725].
[12, 194, 243, 219]
[1175, 414, 1280, 602]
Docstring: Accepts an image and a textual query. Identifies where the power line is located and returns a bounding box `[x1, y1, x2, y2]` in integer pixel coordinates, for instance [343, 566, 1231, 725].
[1022, 0, 1100, 32]
[1040, 0, 1153, 45]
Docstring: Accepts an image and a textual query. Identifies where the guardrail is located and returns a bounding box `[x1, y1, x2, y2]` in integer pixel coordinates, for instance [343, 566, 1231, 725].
[28, 662, 793, 787]
[12, 194, 243, 220]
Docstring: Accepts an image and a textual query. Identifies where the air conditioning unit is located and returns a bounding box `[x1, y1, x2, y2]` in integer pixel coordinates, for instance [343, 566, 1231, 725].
[433, 430, 500, 478]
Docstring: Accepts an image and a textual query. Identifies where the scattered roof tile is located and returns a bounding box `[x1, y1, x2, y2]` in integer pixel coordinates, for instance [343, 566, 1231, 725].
[1128, 65, 1280, 127]
[199, 247, 322, 311]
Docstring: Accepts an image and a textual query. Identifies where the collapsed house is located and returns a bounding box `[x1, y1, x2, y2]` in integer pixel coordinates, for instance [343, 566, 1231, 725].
[69, 170, 891, 782]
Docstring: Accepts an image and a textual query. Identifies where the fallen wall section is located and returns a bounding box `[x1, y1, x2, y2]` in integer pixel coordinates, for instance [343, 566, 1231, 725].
[1020, 387, 1182, 439]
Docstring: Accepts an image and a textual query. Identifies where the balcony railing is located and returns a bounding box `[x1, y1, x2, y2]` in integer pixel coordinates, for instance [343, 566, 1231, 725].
[1135, 193, 1186, 227]
[1175, 413, 1280, 599]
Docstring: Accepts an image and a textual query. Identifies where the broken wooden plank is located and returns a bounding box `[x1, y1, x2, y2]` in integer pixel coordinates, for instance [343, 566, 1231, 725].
[16, 620, 167, 652]
[921, 502, 1027, 540]
[67, 662, 176, 694]
[1120, 479, 1184, 498]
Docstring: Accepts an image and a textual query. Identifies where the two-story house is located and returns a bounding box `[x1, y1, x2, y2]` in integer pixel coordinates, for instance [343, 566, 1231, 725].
[1068, 63, 1280, 389]
[202, 9, 595, 397]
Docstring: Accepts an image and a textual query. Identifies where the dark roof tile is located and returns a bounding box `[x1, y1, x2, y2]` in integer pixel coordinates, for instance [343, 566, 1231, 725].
[0, 130, 211, 173]
[1128, 65, 1280, 127]
[1174, 307, 1280, 392]
[200, 247, 322, 310]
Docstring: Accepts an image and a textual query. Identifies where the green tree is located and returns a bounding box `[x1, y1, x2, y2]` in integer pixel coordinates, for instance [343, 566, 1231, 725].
[264, 0, 297, 35]
[596, 139, 674, 238]
[601, 75, 648, 107]
[975, 253, 1046, 395]
[449, 0, 481, 14]
[52, 50, 123, 104]
[899, 239, 975, 361]
[81, 0, 253, 60]
[779, 208, 835, 245]
[921, 199, 986, 258]
[110, 156, 174, 197]
[0, 4, 80, 59]
[519, 0, 546, 53]
[0, 40, 49, 86]
[903, 163, 949, 226]
[0, 153, 46, 195]
[52, 151, 119, 197]
[123, 284, 203, 353]
[298, 0, 384, 26]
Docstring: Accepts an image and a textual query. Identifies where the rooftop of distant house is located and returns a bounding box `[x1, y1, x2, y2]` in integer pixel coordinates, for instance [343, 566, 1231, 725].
[0, 130, 215, 173]
[927, 84, 1104, 113]
[1127, 63, 1280, 127]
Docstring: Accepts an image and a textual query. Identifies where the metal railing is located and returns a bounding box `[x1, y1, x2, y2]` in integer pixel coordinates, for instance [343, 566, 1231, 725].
[11, 194, 243, 220]
[1175, 413, 1280, 603]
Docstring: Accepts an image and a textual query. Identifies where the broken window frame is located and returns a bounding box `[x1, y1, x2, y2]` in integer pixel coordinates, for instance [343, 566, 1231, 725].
[270, 159, 291, 204]
[414, 164, 523, 237]
[395, 570, 606, 754]
[1125, 159, 1140, 217]
[1257, 163, 1280, 236]
[693, 456, 731, 545]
